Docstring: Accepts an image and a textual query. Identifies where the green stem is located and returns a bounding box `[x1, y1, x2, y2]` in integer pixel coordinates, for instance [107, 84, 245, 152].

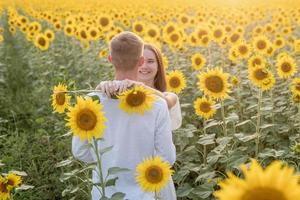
[221, 100, 227, 136]
[203, 120, 207, 166]
[154, 191, 159, 200]
[55, 89, 101, 94]
[271, 90, 275, 134]
[255, 90, 263, 158]
[92, 138, 106, 197]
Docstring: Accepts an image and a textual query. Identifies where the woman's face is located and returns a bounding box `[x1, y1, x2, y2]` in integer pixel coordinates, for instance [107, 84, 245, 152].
[137, 48, 158, 83]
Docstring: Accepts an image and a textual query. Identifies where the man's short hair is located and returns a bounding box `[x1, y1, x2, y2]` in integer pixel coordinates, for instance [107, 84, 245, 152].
[109, 31, 144, 71]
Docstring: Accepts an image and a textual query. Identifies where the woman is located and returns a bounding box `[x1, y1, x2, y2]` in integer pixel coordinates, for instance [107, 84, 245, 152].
[96, 44, 182, 199]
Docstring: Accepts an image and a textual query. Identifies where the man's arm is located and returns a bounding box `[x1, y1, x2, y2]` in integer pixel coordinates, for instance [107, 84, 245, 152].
[154, 101, 176, 165]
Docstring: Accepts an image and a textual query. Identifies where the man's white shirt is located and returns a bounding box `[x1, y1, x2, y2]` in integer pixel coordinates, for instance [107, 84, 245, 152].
[72, 92, 176, 200]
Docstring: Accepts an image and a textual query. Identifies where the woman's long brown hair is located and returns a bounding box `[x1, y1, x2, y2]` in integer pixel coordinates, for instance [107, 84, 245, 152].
[144, 44, 167, 92]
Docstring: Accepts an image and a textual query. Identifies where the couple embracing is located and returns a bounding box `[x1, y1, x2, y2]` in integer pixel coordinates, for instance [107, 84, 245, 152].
[72, 31, 182, 200]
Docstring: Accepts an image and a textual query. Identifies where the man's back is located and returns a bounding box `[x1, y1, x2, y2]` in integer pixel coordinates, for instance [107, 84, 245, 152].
[72, 92, 176, 200]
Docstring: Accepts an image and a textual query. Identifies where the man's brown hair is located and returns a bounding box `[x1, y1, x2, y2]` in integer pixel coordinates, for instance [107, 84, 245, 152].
[109, 31, 144, 71]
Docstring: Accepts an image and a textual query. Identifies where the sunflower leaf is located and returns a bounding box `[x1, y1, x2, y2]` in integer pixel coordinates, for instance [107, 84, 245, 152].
[108, 167, 130, 176]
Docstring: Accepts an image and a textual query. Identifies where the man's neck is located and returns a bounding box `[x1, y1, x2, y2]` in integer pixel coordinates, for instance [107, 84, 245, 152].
[114, 70, 138, 81]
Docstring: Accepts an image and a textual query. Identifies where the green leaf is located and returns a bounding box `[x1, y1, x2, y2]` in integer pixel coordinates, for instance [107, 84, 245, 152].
[235, 120, 253, 127]
[234, 133, 256, 142]
[108, 167, 130, 175]
[100, 145, 113, 155]
[111, 192, 126, 200]
[105, 177, 118, 187]
[176, 183, 194, 197]
[197, 134, 215, 145]
[55, 158, 73, 168]
[195, 171, 216, 183]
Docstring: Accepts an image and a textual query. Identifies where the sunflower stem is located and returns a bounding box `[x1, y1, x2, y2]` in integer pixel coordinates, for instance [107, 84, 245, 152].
[255, 90, 263, 158]
[203, 120, 207, 166]
[154, 191, 160, 200]
[92, 138, 106, 197]
[55, 89, 101, 94]
[221, 100, 227, 136]
[271, 90, 275, 134]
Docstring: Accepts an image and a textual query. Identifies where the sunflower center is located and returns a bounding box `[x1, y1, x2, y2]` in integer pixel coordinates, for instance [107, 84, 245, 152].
[148, 29, 156, 37]
[198, 30, 207, 38]
[135, 24, 143, 32]
[169, 77, 181, 88]
[170, 34, 179, 42]
[296, 83, 300, 91]
[145, 166, 163, 184]
[167, 26, 174, 34]
[257, 40, 267, 50]
[200, 102, 211, 113]
[46, 33, 52, 39]
[253, 58, 262, 66]
[281, 62, 291, 72]
[254, 69, 268, 80]
[214, 30, 222, 38]
[276, 40, 282, 46]
[66, 27, 72, 33]
[55, 92, 66, 105]
[239, 45, 248, 54]
[80, 30, 87, 39]
[194, 57, 202, 66]
[7, 179, 14, 186]
[181, 17, 188, 23]
[241, 187, 287, 200]
[202, 37, 209, 44]
[90, 30, 97, 37]
[38, 37, 46, 46]
[76, 109, 97, 131]
[126, 91, 146, 107]
[100, 17, 109, 27]
[0, 182, 8, 193]
[230, 33, 240, 43]
[205, 75, 224, 93]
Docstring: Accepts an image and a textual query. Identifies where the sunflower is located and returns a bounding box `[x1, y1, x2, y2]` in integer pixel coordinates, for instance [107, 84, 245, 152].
[195, 25, 210, 40]
[34, 33, 50, 51]
[98, 48, 108, 58]
[97, 14, 112, 31]
[54, 22, 62, 31]
[191, 53, 206, 70]
[64, 25, 74, 36]
[291, 78, 300, 96]
[162, 56, 169, 69]
[44, 29, 55, 42]
[163, 22, 177, 36]
[166, 70, 186, 94]
[253, 36, 270, 54]
[132, 21, 145, 35]
[248, 54, 266, 69]
[6, 173, 22, 190]
[166, 30, 183, 48]
[66, 96, 107, 142]
[198, 68, 230, 100]
[276, 55, 297, 79]
[87, 26, 99, 40]
[214, 159, 300, 200]
[136, 156, 173, 193]
[194, 97, 216, 119]
[146, 24, 160, 41]
[228, 47, 238, 63]
[235, 41, 251, 59]
[51, 83, 71, 113]
[292, 94, 300, 104]
[77, 27, 89, 41]
[0, 35, 3, 43]
[212, 26, 225, 43]
[249, 66, 275, 91]
[199, 35, 211, 47]
[274, 36, 285, 49]
[118, 85, 156, 115]
[228, 32, 241, 45]
[0, 176, 9, 200]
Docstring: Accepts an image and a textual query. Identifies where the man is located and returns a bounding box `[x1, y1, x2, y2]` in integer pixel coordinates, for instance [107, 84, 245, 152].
[72, 31, 176, 199]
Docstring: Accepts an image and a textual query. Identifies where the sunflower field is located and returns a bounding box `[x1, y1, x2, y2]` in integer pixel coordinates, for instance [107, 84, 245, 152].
[1, 0, 300, 199]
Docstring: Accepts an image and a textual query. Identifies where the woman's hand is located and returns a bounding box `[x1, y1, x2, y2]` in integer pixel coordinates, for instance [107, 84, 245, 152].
[95, 81, 119, 98]
[95, 80, 144, 98]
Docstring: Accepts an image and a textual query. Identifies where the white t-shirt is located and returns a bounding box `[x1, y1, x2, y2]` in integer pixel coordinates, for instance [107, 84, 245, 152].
[72, 92, 176, 200]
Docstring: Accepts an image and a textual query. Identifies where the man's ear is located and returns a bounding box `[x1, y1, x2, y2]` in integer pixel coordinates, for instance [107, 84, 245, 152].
[107, 55, 113, 63]
[137, 56, 144, 67]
